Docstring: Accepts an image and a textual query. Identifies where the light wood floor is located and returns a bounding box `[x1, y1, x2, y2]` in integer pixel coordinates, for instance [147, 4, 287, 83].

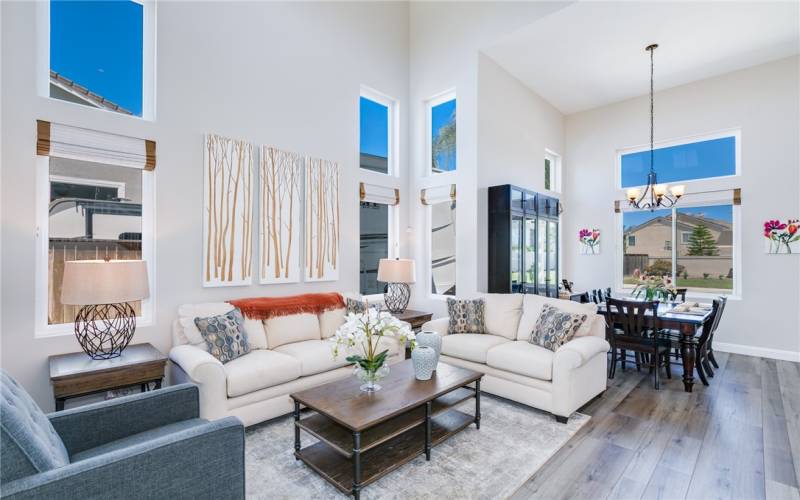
[512, 353, 800, 500]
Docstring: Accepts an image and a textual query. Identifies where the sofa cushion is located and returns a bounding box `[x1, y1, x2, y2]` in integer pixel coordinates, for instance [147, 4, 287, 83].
[486, 341, 554, 381]
[194, 308, 251, 364]
[516, 295, 597, 341]
[177, 303, 267, 350]
[223, 350, 301, 398]
[482, 293, 523, 340]
[440, 334, 509, 364]
[0, 370, 69, 483]
[446, 298, 486, 335]
[274, 340, 350, 377]
[263, 313, 321, 349]
[319, 307, 346, 339]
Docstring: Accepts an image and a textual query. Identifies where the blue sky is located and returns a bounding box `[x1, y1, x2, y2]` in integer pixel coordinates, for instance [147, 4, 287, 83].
[623, 204, 733, 230]
[359, 97, 388, 158]
[432, 99, 456, 171]
[621, 136, 736, 188]
[50, 0, 143, 116]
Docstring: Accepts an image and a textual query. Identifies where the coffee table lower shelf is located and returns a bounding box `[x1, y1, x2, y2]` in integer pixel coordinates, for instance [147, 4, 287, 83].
[295, 409, 473, 494]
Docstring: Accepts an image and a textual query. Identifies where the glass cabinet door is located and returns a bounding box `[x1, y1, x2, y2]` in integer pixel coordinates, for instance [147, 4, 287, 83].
[546, 220, 558, 297]
[536, 219, 547, 295]
[523, 214, 536, 293]
[511, 214, 523, 292]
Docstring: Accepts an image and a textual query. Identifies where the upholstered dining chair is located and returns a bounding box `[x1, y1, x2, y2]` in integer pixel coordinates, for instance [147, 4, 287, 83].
[604, 298, 672, 389]
[0, 370, 245, 499]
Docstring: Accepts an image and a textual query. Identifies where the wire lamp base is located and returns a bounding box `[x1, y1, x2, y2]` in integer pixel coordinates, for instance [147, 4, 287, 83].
[384, 282, 411, 313]
[74, 303, 137, 360]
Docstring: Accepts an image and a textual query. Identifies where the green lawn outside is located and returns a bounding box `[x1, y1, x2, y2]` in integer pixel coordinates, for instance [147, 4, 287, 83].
[623, 276, 733, 290]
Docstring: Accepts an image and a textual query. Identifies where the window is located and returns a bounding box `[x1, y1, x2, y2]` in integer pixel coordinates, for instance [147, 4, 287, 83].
[359, 94, 391, 174]
[429, 93, 456, 174]
[44, 157, 151, 328]
[49, 0, 151, 117]
[431, 200, 456, 295]
[622, 204, 735, 294]
[359, 203, 389, 295]
[620, 134, 737, 188]
[628, 235, 636, 247]
[544, 150, 561, 192]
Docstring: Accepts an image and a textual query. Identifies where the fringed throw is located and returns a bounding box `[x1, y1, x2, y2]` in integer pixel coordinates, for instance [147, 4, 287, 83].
[228, 293, 345, 321]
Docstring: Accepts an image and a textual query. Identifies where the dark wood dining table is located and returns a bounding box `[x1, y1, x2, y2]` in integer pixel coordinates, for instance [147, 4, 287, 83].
[597, 301, 713, 393]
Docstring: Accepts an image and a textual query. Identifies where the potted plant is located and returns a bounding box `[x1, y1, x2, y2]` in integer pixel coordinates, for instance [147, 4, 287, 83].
[630, 269, 677, 302]
[331, 307, 415, 392]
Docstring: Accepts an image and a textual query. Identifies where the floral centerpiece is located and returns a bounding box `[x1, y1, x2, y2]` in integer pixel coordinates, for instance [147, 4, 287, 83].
[630, 269, 677, 301]
[579, 228, 600, 254]
[331, 307, 415, 393]
[764, 219, 800, 254]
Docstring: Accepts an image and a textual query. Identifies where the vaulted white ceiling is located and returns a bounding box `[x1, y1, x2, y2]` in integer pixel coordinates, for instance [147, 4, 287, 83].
[482, 1, 800, 115]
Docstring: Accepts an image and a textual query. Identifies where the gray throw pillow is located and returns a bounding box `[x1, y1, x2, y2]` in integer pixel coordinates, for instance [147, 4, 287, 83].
[345, 298, 367, 315]
[194, 308, 250, 363]
[529, 304, 588, 351]
[447, 298, 486, 334]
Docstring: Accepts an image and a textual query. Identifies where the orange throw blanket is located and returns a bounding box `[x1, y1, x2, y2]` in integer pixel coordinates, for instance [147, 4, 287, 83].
[228, 292, 345, 320]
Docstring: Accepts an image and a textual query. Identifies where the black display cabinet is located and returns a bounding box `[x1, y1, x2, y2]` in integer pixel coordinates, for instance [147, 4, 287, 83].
[488, 184, 560, 297]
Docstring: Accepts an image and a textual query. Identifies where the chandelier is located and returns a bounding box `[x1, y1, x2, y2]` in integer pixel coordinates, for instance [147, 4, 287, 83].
[626, 44, 685, 211]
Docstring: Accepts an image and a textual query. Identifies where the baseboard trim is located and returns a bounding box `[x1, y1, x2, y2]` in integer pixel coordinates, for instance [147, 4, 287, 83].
[714, 342, 800, 362]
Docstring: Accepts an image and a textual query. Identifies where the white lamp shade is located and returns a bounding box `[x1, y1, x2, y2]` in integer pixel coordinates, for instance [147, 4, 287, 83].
[61, 260, 150, 305]
[377, 258, 416, 284]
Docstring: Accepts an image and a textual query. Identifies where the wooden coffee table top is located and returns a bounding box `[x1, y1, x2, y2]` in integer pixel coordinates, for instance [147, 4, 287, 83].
[291, 360, 481, 432]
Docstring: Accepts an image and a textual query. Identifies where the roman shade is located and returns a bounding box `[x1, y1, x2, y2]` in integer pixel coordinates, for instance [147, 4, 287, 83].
[36, 120, 156, 170]
[420, 184, 456, 205]
[359, 182, 399, 205]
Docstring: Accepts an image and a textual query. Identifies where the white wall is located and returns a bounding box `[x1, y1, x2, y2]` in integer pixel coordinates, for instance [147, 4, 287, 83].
[563, 56, 800, 360]
[476, 53, 565, 292]
[1, 1, 410, 409]
[407, 1, 569, 315]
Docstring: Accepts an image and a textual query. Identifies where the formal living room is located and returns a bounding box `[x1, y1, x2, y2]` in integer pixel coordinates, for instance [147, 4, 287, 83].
[1, 1, 799, 499]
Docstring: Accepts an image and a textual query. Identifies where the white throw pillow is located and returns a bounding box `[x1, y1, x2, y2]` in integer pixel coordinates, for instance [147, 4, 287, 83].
[319, 307, 346, 339]
[515, 295, 597, 341]
[176, 302, 268, 350]
[263, 313, 321, 349]
[481, 293, 523, 340]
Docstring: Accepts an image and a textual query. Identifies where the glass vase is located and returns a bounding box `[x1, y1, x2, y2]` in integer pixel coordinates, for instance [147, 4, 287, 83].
[355, 363, 390, 393]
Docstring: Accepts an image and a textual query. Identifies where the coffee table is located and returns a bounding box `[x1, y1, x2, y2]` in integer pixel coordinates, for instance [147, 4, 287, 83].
[290, 360, 482, 499]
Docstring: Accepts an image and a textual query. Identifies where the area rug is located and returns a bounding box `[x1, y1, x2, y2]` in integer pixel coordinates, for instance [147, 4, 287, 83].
[245, 395, 589, 499]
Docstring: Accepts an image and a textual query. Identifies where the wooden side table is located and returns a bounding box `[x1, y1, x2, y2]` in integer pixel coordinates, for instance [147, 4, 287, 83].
[49, 343, 167, 411]
[391, 309, 433, 359]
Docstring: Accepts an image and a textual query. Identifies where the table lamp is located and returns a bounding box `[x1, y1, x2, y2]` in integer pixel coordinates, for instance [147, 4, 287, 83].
[377, 258, 415, 313]
[61, 259, 150, 360]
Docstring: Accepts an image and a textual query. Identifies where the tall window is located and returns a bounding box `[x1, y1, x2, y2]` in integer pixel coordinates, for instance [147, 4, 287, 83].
[49, 0, 148, 117]
[544, 150, 561, 192]
[429, 93, 456, 174]
[431, 199, 456, 296]
[358, 87, 398, 295]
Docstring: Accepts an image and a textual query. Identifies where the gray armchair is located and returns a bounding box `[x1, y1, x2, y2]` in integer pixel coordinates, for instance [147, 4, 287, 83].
[0, 370, 244, 499]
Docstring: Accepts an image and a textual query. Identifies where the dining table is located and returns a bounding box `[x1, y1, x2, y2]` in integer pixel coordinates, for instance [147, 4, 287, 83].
[597, 300, 714, 393]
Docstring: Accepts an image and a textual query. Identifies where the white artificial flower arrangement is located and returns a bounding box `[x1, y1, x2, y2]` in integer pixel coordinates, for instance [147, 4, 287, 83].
[331, 307, 415, 386]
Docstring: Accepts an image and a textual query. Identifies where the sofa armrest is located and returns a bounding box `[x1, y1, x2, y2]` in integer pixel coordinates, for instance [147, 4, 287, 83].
[2, 417, 245, 500]
[550, 336, 610, 419]
[48, 384, 200, 457]
[169, 345, 228, 420]
[554, 336, 610, 369]
[421, 317, 450, 337]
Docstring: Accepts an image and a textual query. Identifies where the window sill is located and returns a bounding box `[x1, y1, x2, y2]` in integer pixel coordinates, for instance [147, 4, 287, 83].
[35, 317, 154, 339]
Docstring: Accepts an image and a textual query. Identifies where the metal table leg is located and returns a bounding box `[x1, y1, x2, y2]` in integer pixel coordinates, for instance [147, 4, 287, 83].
[425, 401, 432, 460]
[475, 379, 482, 429]
[353, 431, 362, 499]
[294, 400, 301, 459]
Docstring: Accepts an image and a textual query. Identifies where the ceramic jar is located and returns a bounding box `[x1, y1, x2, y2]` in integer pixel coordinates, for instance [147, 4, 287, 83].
[412, 346, 437, 380]
[415, 330, 441, 367]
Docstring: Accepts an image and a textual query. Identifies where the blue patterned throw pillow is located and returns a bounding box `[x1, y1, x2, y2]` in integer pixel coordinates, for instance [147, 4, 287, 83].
[446, 298, 486, 334]
[194, 308, 251, 363]
[529, 304, 587, 352]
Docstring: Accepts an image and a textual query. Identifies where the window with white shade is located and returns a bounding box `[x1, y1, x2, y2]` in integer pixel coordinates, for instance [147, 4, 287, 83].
[422, 184, 456, 296]
[428, 92, 456, 175]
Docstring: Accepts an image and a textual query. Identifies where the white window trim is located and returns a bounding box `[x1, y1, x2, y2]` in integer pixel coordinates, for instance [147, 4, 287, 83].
[615, 128, 741, 191]
[360, 86, 398, 178]
[49, 175, 127, 199]
[544, 149, 562, 195]
[35, 156, 156, 337]
[37, 0, 157, 121]
[426, 89, 457, 179]
[615, 198, 741, 300]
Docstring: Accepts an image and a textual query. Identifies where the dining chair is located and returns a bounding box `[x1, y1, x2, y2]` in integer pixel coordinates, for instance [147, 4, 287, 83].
[705, 296, 727, 370]
[604, 298, 672, 389]
[662, 297, 724, 386]
[669, 288, 687, 302]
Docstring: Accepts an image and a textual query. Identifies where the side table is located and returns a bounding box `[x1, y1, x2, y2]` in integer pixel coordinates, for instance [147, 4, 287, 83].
[390, 309, 433, 359]
[49, 343, 168, 411]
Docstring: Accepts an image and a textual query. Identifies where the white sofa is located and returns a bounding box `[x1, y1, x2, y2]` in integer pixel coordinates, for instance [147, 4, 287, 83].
[168, 300, 404, 426]
[421, 293, 610, 423]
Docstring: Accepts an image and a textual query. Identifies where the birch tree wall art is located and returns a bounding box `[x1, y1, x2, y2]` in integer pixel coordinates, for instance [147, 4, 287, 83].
[259, 146, 302, 284]
[203, 134, 254, 287]
[304, 157, 340, 282]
